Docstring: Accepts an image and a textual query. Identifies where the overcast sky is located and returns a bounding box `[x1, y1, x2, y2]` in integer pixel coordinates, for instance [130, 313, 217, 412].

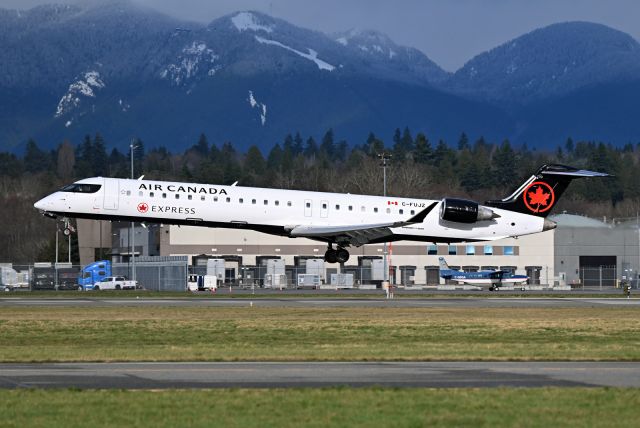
[4, 0, 640, 71]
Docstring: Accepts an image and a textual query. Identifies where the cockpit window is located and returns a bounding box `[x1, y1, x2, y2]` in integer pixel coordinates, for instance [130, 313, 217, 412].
[60, 184, 102, 193]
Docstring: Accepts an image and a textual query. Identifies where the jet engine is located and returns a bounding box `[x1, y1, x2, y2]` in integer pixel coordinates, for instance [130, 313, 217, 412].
[440, 198, 497, 223]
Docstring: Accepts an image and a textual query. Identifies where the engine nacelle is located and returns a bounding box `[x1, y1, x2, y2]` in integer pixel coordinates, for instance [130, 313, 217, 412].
[440, 198, 496, 223]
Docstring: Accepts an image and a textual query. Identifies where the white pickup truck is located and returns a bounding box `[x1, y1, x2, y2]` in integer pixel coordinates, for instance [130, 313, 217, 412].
[91, 276, 138, 291]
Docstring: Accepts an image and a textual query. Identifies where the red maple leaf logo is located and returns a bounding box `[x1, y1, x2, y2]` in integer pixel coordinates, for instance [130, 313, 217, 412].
[527, 187, 550, 207]
[137, 203, 149, 213]
[523, 181, 555, 213]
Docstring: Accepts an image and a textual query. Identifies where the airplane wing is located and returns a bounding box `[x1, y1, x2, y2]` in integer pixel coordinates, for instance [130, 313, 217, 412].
[288, 202, 438, 246]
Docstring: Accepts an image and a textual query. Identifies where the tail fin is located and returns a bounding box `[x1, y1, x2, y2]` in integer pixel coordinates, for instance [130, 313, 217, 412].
[485, 164, 609, 217]
[438, 257, 450, 271]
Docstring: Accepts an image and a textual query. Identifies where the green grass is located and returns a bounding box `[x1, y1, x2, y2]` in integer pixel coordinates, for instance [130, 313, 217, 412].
[1, 307, 639, 362]
[1, 388, 638, 428]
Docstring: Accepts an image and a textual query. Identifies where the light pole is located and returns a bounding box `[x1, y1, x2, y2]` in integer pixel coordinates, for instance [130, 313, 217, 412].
[378, 152, 391, 285]
[130, 140, 138, 283]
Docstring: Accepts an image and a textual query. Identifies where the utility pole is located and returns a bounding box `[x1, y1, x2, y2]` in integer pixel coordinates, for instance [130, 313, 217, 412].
[130, 140, 137, 283]
[378, 152, 391, 285]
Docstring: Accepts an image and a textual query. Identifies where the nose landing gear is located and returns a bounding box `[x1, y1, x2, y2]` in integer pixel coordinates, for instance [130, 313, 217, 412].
[60, 217, 75, 236]
[324, 244, 350, 264]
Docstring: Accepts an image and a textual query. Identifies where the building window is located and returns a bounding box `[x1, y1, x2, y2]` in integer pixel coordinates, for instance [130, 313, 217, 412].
[448, 245, 457, 255]
[466, 245, 475, 255]
[504, 246, 514, 256]
[484, 245, 493, 255]
[427, 245, 437, 255]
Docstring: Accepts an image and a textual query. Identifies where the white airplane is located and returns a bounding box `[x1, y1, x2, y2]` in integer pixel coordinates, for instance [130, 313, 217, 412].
[34, 164, 608, 263]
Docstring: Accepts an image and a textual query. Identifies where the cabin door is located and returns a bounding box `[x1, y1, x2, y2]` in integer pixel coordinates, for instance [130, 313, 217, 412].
[103, 179, 119, 210]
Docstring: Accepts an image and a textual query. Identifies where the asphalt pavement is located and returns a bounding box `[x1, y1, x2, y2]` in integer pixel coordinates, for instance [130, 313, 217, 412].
[1, 362, 638, 389]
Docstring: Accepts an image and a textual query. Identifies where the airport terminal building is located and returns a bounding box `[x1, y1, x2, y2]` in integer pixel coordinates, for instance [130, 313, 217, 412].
[77, 213, 640, 287]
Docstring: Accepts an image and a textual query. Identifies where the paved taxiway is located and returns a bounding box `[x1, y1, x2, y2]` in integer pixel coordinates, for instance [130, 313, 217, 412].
[1, 362, 639, 389]
[1, 297, 639, 308]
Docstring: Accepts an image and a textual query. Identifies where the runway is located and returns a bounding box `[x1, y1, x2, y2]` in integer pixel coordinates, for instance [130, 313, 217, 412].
[1, 362, 639, 389]
[1, 297, 639, 308]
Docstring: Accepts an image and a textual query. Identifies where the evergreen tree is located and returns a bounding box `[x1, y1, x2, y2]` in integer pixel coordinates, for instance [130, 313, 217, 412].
[565, 137, 574, 154]
[244, 145, 266, 177]
[493, 139, 516, 188]
[293, 132, 304, 156]
[267, 144, 283, 170]
[457, 132, 469, 151]
[320, 129, 335, 159]
[56, 140, 75, 179]
[193, 133, 209, 157]
[304, 137, 318, 158]
[93, 133, 108, 176]
[413, 132, 432, 164]
[24, 139, 51, 173]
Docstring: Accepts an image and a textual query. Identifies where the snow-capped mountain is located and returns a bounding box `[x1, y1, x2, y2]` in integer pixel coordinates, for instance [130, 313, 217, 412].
[448, 21, 640, 105]
[0, 2, 639, 152]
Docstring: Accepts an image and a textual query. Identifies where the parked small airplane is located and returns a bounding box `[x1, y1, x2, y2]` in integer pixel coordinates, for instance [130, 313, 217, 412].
[34, 164, 608, 263]
[438, 257, 528, 290]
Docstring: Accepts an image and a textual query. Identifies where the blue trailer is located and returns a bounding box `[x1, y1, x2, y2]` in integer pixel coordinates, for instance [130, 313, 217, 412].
[78, 260, 111, 291]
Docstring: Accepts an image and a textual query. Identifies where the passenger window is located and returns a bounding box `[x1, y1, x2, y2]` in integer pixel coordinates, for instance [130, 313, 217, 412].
[126, 190, 131, 196]
[348, 206, 353, 211]
[411, 210, 415, 215]
[201, 196, 205, 201]
[252, 199, 256, 204]
[322, 203, 327, 209]
[306, 202, 311, 208]
[188, 195, 192, 200]
[287, 201, 292, 207]
[374, 207, 378, 213]
[264, 200, 268, 205]
[335, 205, 340, 210]
[150, 192, 154, 197]
[275, 201, 279, 206]
[226, 197, 231, 203]
[175, 194, 180, 199]
[162, 193, 167, 199]
[399, 209, 403, 214]
[239, 198, 244, 204]
[361, 206, 365, 212]
[214, 196, 218, 202]
[386, 208, 391, 214]
[138, 191, 143, 197]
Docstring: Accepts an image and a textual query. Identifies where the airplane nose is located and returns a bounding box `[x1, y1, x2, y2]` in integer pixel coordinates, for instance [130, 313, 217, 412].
[34, 197, 50, 211]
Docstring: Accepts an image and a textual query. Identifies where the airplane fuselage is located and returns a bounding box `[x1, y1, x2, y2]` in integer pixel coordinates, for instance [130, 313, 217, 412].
[34, 177, 549, 246]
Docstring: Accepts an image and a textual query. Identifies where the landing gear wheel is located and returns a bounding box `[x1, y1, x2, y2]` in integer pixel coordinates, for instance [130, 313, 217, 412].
[324, 249, 338, 264]
[336, 248, 350, 264]
[63, 228, 71, 236]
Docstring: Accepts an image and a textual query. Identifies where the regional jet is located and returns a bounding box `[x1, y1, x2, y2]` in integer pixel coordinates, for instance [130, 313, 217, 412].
[34, 164, 608, 263]
[438, 257, 528, 290]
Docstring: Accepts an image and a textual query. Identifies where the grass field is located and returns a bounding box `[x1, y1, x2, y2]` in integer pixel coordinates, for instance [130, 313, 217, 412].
[1, 387, 638, 428]
[1, 306, 639, 362]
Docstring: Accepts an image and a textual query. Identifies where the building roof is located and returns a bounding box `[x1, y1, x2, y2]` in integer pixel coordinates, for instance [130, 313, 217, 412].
[549, 213, 611, 228]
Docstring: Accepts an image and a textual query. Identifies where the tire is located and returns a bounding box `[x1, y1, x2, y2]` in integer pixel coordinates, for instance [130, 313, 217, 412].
[115, 285, 121, 290]
[324, 249, 338, 264]
[94, 285, 100, 291]
[336, 248, 350, 264]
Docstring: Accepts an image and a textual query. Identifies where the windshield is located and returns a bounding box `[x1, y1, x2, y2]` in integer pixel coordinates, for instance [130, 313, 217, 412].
[60, 183, 102, 193]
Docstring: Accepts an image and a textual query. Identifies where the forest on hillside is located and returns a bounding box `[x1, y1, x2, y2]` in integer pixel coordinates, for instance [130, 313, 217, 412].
[1, 128, 639, 263]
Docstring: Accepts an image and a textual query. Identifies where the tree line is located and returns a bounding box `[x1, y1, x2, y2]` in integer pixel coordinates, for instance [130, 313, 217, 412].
[1, 128, 639, 263]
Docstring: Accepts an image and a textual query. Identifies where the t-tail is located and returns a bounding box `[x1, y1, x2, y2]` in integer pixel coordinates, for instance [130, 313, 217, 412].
[438, 257, 450, 271]
[485, 164, 609, 218]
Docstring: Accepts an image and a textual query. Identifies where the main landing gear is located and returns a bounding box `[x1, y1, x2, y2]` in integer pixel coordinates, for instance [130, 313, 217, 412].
[324, 244, 349, 264]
